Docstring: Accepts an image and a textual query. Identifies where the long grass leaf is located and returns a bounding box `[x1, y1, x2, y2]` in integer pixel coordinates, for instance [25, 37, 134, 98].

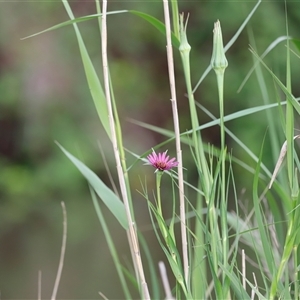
[250, 47, 300, 115]
[130, 100, 292, 139]
[21, 11, 127, 40]
[130, 10, 180, 48]
[238, 36, 291, 93]
[22, 9, 180, 49]
[57, 142, 128, 230]
[62, 0, 110, 138]
[89, 187, 131, 299]
[253, 136, 275, 275]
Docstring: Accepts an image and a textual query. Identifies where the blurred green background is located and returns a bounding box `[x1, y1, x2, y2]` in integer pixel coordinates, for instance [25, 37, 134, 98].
[0, 1, 299, 299]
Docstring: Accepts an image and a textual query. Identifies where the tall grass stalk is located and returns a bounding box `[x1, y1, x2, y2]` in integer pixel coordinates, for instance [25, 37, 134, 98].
[162, 0, 188, 283]
[179, 15, 212, 199]
[101, 1, 150, 298]
[285, 15, 294, 195]
[269, 5, 299, 298]
[178, 14, 213, 299]
[210, 20, 229, 289]
[94, 1, 134, 215]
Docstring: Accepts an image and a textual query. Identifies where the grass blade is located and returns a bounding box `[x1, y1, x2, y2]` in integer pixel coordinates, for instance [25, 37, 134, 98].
[89, 187, 132, 299]
[253, 136, 275, 278]
[62, 0, 110, 138]
[56, 142, 128, 230]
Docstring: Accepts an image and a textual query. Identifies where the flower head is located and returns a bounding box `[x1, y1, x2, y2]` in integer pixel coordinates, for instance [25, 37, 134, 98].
[146, 149, 178, 172]
[210, 20, 228, 74]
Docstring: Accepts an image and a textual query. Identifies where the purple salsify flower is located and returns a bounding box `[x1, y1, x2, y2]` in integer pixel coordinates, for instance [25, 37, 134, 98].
[146, 149, 179, 172]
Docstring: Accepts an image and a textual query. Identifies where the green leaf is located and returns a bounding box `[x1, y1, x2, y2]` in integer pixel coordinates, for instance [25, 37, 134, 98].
[61, 0, 111, 138]
[129, 10, 180, 48]
[22, 5, 180, 137]
[253, 134, 275, 275]
[89, 187, 131, 298]
[22, 9, 180, 49]
[57, 142, 128, 230]
[250, 46, 300, 115]
[21, 10, 127, 40]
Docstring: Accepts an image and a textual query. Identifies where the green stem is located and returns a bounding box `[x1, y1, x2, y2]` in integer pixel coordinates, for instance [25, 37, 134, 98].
[156, 171, 168, 240]
[211, 20, 229, 290]
[179, 15, 212, 200]
[270, 197, 300, 299]
[285, 6, 294, 193]
[156, 171, 163, 217]
[216, 71, 228, 285]
[163, 1, 189, 283]
[270, 230, 294, 299]
[294, 245, 298, 300]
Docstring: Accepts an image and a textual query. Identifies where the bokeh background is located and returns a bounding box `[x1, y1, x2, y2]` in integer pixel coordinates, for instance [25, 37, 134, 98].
[1, 1, 300, 299]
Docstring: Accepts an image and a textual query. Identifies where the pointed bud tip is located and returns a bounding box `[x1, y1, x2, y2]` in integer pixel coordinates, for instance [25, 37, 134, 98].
[179, 13, 191, 53]
[211, 20, 228, 72]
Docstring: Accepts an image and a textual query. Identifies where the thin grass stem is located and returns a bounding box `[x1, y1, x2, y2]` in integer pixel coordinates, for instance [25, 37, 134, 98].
[38, 270, 41, 300]
[242, 249, 246, 290]
[162, 0, 189, 284]
[101, 2, 150, 298]
[211, 20, 229, 290]
[293, 245, 298, 300]
[51, 202, 67, 300]
[159, 261, 175, 300]
[179, 15, 212, 199]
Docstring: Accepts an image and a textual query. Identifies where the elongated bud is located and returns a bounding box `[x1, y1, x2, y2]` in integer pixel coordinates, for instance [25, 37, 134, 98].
[211, 20, 228, 73]
[179, 13, 191, 54]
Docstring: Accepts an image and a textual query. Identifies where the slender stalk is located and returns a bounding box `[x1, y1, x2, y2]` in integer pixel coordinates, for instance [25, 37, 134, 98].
[270, 192, 300, 299]
[94, 1, 134, 213]
[101, 2, 150, 299]
[159, 262, 174, 300]
[211, 20, 229, 287]
[156, 171, 169, 241]
[294, 246, 298, 300]
[270, 6, 298, 298]
[179, 14, 211, 298]
[162, 0, 189, 284]
[285, 6, 294, 193]
[51, 202, 67, 300]
[38, 270, 41, 300]
[216, 58, 228, 283]
[95, 0, 139, 285]
[179, 14, 212, 200]
[270, 222, 294, 299]
[156, 171, 163, 217]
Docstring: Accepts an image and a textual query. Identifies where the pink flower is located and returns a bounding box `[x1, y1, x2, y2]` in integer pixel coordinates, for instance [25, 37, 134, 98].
[146, 150, 178, 172]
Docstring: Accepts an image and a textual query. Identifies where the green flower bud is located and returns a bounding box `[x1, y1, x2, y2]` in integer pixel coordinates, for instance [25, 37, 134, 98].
[179, 13, 191, 54]
[211, 20, 228, 73]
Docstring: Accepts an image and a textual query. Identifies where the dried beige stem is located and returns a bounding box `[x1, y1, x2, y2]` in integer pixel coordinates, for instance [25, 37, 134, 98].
[162, 0, 189, 283]
[51, 202, 67, 300]
[101, 1, 150, 299]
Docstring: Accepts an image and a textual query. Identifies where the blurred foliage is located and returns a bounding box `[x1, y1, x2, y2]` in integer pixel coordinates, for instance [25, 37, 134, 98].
[0, 1, 300, 299]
